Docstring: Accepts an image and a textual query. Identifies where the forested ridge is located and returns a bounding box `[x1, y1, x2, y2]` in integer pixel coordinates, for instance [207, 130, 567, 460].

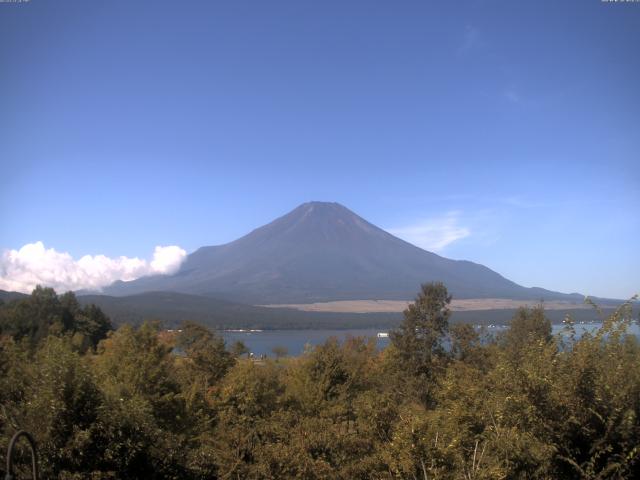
[1, 284, 638, 479]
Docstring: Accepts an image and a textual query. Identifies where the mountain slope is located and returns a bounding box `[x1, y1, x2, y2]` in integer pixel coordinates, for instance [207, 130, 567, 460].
[0, 289, 29, 303]
[104, 202, 581, 303]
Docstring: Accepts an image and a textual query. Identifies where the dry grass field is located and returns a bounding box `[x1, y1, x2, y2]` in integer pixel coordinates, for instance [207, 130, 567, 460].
[261, 298, 591, 313]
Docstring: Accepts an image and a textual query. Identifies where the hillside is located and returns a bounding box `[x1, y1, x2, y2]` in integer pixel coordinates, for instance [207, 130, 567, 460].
[76, 291, 617, 329]
[0, 289, 28, 303]
[1, 288, 614, 329]
[77, 291, 399, 330]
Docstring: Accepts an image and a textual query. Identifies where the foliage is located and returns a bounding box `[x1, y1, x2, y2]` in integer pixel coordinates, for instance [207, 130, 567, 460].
[0, 286, 112, 351]
[389, 282, 451, 407]
[1, 286, 639, 479]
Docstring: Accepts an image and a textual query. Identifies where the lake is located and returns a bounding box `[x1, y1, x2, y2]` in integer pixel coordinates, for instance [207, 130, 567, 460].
[221, 322, 640, 357]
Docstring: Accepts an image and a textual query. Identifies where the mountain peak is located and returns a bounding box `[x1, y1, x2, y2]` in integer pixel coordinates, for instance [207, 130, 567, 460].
[299, 201, 343, 207]
[268, 201, 379, 241]
[292, 201, 351, 216]
[104, 202, 577, 304]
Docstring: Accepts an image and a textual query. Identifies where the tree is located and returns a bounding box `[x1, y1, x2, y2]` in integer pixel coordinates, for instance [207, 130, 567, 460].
[92, 321, 190, 478]
[21, 337, 104, 479]
[176, 321, 234, 386]
[0, 288, 112, 350]
[74, 303, 113, 351]
[449, 322, 492, 369]
[230, 340, 250, 358]
[502, 305, 552, 356]
[272, 345, 288, 359]
[213, 360, 286, 478]
[0, 286, 63, 344]
[389, 282, 451, 407]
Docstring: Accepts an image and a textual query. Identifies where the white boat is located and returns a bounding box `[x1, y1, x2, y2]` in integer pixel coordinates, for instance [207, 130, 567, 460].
[377, 332, 389, 338]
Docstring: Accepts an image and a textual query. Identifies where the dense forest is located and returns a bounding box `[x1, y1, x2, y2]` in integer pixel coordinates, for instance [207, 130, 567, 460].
[1, 284, 638, 479]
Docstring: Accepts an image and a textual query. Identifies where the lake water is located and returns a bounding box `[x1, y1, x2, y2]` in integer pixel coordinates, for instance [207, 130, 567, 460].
[221, 322, 640, 357]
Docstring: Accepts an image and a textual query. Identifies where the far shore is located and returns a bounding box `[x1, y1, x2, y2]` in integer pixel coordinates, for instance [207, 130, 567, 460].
[260, 298, 595, 314]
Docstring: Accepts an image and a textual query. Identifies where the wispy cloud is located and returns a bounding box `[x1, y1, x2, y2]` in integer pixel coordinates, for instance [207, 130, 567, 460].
[503, 88, 521, 104]
[502, 86, 541, 109]
[500, 195, 556, 209]
[458, 25, 482, 55]
[0, 242, 187, 294]
[388, 212, 471, 252]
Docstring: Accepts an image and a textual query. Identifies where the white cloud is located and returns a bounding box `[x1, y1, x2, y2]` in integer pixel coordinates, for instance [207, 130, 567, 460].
[0, 242, 186, 294]
[388, 212, 471, 252]
[150, 245, 187, 274]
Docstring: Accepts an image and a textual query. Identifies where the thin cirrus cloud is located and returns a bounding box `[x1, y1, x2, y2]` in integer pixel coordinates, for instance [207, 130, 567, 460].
[503, 88, 521, 104]
[0, 242, 187, 294]
[387, 212, 471, 252]
[458, 25, 482, 55]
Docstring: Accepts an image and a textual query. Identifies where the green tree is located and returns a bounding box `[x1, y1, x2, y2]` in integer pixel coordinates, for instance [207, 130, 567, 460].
[230, 340, 250, 358]
[93, 322, 191, 478]
[29, 337, 104, 478]
[502, 305, 552, 356]
[176, 321, 234, 386]
[213, 360, 286, 478]
[74, 303, 113, 351]
[0, 286, 64, 344]
[449, 323, 493, 370]
[272, 345, 288, 359]
[389, 282, 451, 407]
[0, 288, 111, 350]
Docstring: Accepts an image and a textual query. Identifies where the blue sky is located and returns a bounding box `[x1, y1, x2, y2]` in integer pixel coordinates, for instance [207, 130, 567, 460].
[1, 0, 638, 298]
